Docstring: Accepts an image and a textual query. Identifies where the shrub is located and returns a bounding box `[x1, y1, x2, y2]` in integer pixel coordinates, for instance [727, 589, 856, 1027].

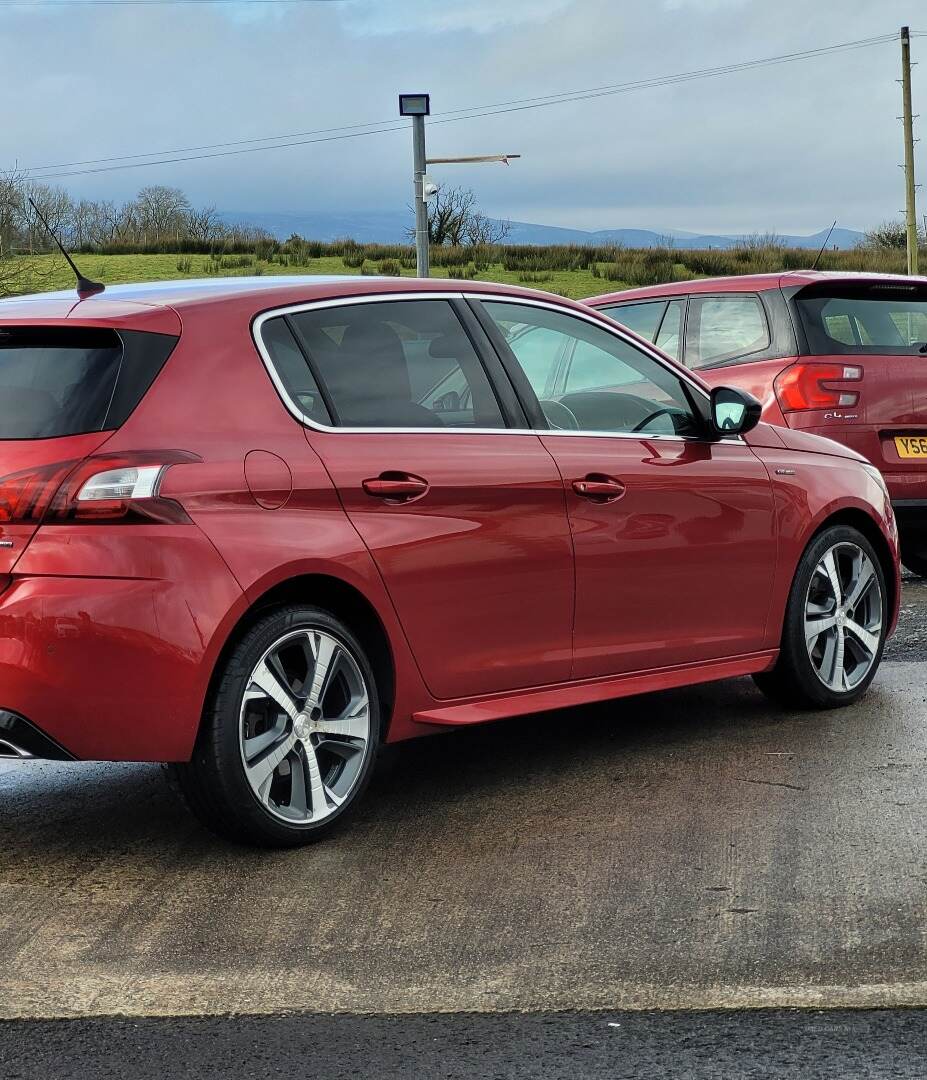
[378, 259, 402, 275]
[343, 251, 366, 268]
[175, 257, 192, 274]
[518, 271, 553, 283]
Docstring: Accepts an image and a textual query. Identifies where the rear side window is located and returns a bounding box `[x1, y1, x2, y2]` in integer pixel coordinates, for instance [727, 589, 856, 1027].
[796, 287, 927, 354]
[0, 327, 176, 440]
[684, 295, 770, 369]
[273, 300, 505, 429]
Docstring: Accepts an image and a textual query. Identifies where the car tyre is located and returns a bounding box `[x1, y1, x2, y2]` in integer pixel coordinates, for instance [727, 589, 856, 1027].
[172, 604, 381, 848]
[753, 525, 887, 710]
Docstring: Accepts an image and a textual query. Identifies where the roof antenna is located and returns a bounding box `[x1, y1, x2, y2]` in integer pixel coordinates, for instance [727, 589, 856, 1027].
[810, 220, 837, 270]
[28, 197, 105, 299]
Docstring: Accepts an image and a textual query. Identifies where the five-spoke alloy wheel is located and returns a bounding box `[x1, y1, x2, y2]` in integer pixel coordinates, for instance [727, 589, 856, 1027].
[240, 628, 371, 825]
[803, 542, 882, 693]
[173, 605, 381, 848]
[754, 525, 888, 709]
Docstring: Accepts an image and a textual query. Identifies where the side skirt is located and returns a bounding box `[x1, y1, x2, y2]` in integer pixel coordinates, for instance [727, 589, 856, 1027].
[412, 650, 779, 727]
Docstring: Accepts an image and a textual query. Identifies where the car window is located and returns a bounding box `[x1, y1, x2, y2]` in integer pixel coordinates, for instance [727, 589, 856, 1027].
[685, 295, 770, 369]
[796, 289, 927, 354]
[481, 301, 701, 437]
[260, 317, 333, 425]
[275, 300, 505, 429]
[655, 299, 686, 361]
[599, 301, 666, 342]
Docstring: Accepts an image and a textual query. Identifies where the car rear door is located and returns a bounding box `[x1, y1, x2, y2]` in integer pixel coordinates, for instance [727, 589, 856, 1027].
[255, 295, 575, 700]
[475, 298, 777, 680]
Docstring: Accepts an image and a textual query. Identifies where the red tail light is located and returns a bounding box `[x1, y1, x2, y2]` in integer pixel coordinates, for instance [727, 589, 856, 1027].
[0, 452, 198, 526]
[774, 363, 862, 413]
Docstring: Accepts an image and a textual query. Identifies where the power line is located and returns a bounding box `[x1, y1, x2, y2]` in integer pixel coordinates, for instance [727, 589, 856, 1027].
[15, 33, 900, 182]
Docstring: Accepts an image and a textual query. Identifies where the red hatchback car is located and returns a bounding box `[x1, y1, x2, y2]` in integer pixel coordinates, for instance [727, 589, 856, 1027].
[0, 276, 899, 846]
[586, 272, 927, 574]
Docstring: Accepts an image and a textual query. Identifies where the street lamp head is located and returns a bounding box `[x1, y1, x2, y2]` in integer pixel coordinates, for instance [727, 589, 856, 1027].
[399, 93, 430, 117]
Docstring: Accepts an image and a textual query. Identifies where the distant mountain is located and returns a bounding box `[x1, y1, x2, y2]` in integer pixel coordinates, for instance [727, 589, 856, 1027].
[218, 210, 864, 250]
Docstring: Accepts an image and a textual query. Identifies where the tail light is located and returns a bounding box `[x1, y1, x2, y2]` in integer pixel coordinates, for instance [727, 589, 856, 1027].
[774, 363, 862, 413]
[0, 452, 198, 526]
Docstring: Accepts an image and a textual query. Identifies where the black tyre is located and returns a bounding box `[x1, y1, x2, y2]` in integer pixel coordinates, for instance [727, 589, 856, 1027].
[753, 525, 887, 710]
[172, 604, 381, 848]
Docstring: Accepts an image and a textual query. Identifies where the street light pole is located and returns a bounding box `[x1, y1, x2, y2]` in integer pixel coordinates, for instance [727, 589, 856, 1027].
[412, 114, 429, 279]
[399, 94, 431, 278]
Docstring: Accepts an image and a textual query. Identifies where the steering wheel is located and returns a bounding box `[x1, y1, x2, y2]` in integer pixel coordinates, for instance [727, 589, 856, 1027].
[540, 399, 579, 431]
[630, 407, 677, 433]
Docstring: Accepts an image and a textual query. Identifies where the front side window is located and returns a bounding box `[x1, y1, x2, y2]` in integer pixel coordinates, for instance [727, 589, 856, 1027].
[481, 301, 701, 437]
[796, 287, 927, 354]
[599, 301, 666, 343]
[265, 300, 505, 429]
[684, 295, 770, 369]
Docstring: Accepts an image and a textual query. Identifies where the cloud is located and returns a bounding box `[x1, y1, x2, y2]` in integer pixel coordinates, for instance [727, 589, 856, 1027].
[1, 0, 922, 233]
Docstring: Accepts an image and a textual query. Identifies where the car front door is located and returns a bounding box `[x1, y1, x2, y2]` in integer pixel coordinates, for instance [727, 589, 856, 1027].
[476, 299, 778, 680]
[256, 296, 575, 700]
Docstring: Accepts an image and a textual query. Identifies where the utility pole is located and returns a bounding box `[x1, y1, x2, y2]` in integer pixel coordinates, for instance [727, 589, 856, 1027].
[399, 94, 431, 278]
[901, 26, 919, 275]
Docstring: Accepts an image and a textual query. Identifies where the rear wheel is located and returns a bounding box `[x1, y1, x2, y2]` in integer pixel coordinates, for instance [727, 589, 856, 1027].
[753, 525, 887, 709]
[172, 605, 380, 848]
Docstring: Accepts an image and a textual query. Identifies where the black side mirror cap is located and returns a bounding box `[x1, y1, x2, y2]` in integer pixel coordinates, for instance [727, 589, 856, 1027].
[709, 386, 762, 437]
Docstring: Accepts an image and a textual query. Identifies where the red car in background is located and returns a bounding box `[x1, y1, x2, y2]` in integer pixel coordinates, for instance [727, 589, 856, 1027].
[585, 272, 927, 575]
[0, 276, 899, 846]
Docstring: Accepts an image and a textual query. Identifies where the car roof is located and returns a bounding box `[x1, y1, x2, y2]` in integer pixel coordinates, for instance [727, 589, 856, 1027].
[0, 275, 593, 330]
[585, 270, 927, 306]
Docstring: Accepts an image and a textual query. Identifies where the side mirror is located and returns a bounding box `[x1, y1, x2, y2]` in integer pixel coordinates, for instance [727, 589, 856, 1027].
[710, 386, 762, 436]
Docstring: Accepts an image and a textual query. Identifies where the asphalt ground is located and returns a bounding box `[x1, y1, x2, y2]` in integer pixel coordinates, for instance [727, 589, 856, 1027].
[2, 574, 927, 1074]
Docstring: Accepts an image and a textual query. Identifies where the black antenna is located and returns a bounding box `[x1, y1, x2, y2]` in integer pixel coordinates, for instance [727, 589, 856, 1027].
[28, 197, 104, 299]
[810, 220, 837, 270]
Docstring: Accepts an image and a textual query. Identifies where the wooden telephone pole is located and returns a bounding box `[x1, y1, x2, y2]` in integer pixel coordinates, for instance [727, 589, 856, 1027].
[901, 26, 919, 275]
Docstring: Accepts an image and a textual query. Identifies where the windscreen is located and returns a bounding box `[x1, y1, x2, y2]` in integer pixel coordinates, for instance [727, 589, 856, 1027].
[795, 284, 927, 355]
[0, 327, 176, 440]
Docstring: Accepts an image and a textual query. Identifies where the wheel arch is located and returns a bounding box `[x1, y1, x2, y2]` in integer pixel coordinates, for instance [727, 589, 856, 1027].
[205, 574, 397, 740]
[808, 508, 898, 628]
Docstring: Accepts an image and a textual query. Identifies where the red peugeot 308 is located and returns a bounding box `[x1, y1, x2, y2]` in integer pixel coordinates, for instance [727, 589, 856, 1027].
[0, 277, 900, 846]
[586, 272, 927, 575]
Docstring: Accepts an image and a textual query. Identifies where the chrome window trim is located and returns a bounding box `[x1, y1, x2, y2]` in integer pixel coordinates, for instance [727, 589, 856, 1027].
[251, 290, 742, 444]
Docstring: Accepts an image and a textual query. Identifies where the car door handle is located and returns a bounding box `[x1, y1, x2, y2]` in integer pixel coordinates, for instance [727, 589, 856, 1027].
[362, 473, 429, 501]
[572, 475, 626, 502]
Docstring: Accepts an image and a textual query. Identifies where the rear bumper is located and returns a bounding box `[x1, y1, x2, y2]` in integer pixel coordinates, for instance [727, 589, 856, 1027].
[0, 525, 245, 761]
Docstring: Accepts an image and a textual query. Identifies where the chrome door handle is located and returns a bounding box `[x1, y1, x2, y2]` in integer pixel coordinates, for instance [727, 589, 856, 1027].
[362, 473, 429, 501]
[572, 475, 626, 502]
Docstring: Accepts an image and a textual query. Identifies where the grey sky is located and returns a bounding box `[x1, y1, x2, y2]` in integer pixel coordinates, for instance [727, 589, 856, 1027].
[3, 0, 925, 233]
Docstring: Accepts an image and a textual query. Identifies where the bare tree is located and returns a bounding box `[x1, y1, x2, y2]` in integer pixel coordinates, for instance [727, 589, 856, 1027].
[187, 204, 221, 243]
[133, 185, 191, 244]
[408, 185, 508, 248]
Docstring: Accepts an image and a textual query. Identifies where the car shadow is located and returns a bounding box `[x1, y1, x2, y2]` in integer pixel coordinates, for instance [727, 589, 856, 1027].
[0, 674, 885, 861]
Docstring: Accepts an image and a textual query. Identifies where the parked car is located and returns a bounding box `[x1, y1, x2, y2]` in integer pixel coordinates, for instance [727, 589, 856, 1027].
[585, 271, 927, 575]
[0, 276, 899, 846]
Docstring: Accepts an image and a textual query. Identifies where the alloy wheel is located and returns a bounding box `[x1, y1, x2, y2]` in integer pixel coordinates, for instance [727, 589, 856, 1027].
[804, 541, 883, 693]
[238, 628, 371, 824]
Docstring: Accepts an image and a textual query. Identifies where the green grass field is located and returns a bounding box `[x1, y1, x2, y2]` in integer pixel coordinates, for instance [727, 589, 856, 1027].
[9, 252, 610, 300]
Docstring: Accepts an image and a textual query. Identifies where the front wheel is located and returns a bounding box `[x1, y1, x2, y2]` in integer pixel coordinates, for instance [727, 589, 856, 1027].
[172, 605, 381, 847]
[753, 525, 887, 709]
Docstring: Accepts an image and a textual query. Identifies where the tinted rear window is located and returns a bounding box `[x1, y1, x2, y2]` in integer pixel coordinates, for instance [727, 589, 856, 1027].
[0, 327, 176, 440]
[796, 285, 927, 355]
